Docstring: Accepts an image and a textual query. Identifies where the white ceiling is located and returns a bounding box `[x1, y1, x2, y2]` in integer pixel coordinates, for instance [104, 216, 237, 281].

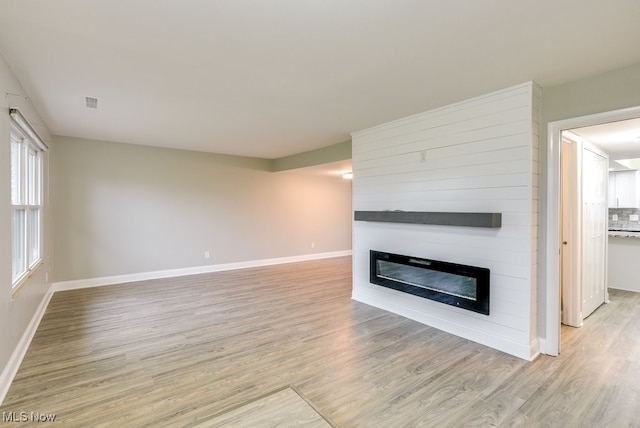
[571, 118, 640, 160]
[570, 118, 640, 171]
[1, 1, 640, 159]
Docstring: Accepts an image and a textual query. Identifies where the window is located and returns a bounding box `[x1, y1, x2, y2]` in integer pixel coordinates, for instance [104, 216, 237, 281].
[10, 109, 46, 289]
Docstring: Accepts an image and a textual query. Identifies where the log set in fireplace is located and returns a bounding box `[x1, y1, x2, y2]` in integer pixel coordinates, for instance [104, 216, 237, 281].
[370, 250, 490, 315]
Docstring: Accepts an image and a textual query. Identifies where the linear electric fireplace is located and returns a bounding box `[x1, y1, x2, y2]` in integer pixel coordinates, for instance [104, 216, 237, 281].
[370, 250, 490, 315]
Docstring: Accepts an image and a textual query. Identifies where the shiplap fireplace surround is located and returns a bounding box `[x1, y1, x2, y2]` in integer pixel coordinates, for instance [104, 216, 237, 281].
[351, 82, 540, 360]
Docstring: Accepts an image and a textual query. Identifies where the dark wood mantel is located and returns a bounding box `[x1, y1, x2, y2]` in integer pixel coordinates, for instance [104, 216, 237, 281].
[354, 211, 502, 228]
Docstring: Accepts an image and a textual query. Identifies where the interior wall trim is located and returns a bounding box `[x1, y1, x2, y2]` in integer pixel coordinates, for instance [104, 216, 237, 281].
[352, 284, 538, 361]
[0, 290, 54, 406]
[51, 250, 353, 292]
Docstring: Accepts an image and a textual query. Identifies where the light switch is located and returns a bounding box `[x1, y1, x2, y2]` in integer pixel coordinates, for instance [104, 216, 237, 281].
[630, 214, 639, 222]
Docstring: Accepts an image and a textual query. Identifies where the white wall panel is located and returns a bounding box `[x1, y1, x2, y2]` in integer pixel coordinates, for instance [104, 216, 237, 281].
[355, 172, 531, 190]
[353, 87, 532, 144]
[357, 151, 531, 179]
[353, 122, 531, 162]
[351, 82, 540, 360]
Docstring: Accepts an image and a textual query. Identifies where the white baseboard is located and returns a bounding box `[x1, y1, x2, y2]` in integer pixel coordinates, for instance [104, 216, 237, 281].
[537, 338, 549, 355]
[537, 337, 559, 357]
[352, 285, 538, 362]
[52, 250, 352, 292]
[0, 290, 54, 406]
[529, 338, 540, 361]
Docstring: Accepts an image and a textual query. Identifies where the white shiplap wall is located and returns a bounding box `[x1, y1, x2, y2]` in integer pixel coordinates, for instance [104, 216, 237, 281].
[351, 82, 540, 360]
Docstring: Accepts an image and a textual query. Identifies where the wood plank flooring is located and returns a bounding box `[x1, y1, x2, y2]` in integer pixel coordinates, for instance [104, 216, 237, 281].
[1, 256, 639, 427]
[205, 386, 334, 427]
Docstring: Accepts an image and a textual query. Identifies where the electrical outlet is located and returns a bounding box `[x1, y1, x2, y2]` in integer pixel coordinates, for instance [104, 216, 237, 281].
[419, 150, 427, 162]
[612, 214, 618, 221]
[311, 242, 315, 249]
[204, 251, 210, 259]
[630, 214, 639, 222]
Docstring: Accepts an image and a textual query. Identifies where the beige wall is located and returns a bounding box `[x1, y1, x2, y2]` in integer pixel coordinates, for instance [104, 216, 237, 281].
[52, 136, 352, 282]
[271, 140, 351, 171]
[541, 62, 640, 125]
[538, 61, 640, 342]
[0, 54, 53, 392]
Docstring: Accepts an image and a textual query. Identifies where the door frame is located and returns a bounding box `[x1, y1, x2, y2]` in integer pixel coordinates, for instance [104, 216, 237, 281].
[544, 105, 640, 356]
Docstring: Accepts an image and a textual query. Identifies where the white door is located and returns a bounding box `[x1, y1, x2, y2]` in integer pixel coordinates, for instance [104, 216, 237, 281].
[561, 138, 582, 327]
[581, 145, 608, 318]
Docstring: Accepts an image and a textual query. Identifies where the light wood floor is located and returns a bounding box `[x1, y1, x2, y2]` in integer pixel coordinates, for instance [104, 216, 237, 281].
[2, 256, 639, 427]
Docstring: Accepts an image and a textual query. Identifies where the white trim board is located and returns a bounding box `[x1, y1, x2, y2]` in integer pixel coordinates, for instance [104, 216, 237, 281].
[543, 105, 640, 357]
[352, 285, 539, 361]
[52, 250, 352, 292]
[0, 290, 54, 406]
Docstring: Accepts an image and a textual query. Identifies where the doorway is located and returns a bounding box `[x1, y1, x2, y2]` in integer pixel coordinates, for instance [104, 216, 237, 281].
[545, 105, 640, 356]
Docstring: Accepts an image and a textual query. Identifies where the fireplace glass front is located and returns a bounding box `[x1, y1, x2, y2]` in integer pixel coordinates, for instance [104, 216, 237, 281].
[370, 250, 490, 315]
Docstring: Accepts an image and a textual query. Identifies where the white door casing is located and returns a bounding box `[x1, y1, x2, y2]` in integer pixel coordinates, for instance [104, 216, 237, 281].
[544, 105, 640, 357]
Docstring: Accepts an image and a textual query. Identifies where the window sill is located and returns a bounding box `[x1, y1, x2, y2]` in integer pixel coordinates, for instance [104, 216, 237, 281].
[12, 262, 45, 300]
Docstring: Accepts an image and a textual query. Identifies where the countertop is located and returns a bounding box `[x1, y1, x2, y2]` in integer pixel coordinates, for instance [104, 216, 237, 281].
[608, 230, 640, 238]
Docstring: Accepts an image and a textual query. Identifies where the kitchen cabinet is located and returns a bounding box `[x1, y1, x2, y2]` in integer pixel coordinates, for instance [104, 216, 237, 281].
[609, 170, 640, 208]
[608, 235, 640, 292]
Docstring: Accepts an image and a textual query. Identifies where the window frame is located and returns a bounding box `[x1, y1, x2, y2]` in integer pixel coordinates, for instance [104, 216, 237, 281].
[9, 109, 46, 292]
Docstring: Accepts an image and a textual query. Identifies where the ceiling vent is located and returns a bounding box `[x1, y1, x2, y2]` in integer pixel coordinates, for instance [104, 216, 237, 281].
[85, 96, 98, 109]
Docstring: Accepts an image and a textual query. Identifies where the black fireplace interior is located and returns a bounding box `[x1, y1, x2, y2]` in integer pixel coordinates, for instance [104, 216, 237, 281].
[370, 250, 490, 315]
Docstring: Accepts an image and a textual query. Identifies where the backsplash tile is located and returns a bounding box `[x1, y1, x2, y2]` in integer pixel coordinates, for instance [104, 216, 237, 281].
[609, 208, 640, 231]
